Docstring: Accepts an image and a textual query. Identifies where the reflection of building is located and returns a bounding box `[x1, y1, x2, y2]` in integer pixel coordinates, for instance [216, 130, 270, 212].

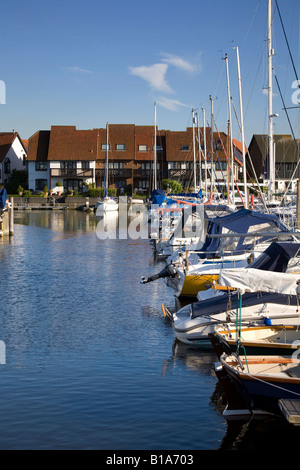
[27, 124, 245, 194]
[247, 134, 300, 193]
[0, 132, 27, 185]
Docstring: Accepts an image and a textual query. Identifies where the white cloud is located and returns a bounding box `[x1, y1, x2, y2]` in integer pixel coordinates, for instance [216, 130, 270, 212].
[129, 63, 172, 93]
[156, 97, 189, 111]
[129, 53, 201, 111]
[64, 66, 93, 74]
[160, 53, 200, 73]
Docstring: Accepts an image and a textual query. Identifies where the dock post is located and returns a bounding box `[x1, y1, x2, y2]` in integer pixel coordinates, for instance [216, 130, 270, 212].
[9, 196, 14, 236]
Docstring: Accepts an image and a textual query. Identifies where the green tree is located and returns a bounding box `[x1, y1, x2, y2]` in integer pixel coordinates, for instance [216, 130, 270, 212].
[162, 179, 183, 194]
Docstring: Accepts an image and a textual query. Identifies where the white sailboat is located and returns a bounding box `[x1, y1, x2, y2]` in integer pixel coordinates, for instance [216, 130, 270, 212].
[96, 123, 119, 214]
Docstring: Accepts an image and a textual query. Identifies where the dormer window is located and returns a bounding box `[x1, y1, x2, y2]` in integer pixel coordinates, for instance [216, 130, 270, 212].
[116, 144, 126, 150]
[101, 144, 111, 150]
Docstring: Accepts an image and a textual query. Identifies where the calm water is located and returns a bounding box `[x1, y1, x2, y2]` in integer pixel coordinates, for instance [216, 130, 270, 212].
[0, 210, 298, 450]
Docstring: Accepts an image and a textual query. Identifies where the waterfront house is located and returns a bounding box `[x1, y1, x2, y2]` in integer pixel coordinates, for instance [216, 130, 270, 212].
[27, 126, 96, 194]
[0, 132, 27, 186]
[27, 124, 244, 195]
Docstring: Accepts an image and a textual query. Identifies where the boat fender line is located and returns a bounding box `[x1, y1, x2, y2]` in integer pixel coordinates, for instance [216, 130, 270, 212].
[141, 264, 177, 284]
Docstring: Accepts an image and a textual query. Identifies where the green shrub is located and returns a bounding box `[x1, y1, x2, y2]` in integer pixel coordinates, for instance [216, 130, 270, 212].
[162, 179, 183, 194]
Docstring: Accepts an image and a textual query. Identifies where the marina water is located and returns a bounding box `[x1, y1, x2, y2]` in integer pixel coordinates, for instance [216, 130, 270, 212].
[0, 210, 299, 450]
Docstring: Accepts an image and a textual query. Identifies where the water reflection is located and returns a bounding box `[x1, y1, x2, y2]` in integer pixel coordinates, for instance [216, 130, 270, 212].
[14, 210, 97, 236]
[5, 209, 297, 449]
[219, 415, 300, 450]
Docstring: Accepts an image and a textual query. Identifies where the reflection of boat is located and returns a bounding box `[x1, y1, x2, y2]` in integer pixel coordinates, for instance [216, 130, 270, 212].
[162, 338, 217, 378]
[171, 339, 216, 375]
[163, 242, 300, 348]
[95, 211, 118, 239]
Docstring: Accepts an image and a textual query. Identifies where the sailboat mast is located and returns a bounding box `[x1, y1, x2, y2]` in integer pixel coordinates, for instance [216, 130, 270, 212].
[203, 108, 208, 196]
[224, 53, 235, 205]
[209, 95, 214, 193]
[192, 108, 197, 190]
[268, 0, 275, 200]
[153, 102, 157, 190]
[235, 46, 248, 208]
[196, 113, 202, 191]
[104, 122, 109, 197]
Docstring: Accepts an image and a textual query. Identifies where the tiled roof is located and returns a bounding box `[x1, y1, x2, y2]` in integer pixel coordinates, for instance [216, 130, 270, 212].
[27, 131, 50, 161]
[0, 132, 17, 162]
[47, 126, 98, 161]
[233, 138, 247, 154]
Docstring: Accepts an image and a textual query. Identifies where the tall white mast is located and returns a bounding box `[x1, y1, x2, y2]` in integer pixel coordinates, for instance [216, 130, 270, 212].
[209, 96, 214, 192]
[154, 102, 157, 190]
[224, 53, 235, 205]
[268, 0, 275, 200]
[104, 122, 109, 196]
[202, 108, 208, 196]
[235, 46, 248, 208]
[192, 108, 197, 190]
[196, 113, 202, 191]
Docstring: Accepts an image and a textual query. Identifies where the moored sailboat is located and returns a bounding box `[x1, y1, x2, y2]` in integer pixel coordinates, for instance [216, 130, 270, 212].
[96, 123, 119, 214]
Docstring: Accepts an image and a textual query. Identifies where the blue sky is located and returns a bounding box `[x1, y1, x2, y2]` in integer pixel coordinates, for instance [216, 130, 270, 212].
[0, 0, 299, 145]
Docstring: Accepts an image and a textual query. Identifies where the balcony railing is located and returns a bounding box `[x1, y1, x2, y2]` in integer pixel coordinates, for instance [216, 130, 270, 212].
[50, 168, 94, 178]
[95, 168, 132, 178]
[169, 169, 194, 179]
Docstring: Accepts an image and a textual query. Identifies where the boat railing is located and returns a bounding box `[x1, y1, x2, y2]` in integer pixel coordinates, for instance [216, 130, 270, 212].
[184, 248, 259, 274]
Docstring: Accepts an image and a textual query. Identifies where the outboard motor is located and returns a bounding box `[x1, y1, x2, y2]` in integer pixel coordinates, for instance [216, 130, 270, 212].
[141, 264, 177, 284]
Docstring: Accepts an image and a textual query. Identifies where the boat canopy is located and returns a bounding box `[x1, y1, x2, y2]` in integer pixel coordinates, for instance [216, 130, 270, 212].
[150, 189, 166, 206]
[191, 290, 297, 319]
[198, 208, 290, 258]
[0, 188, 7, 210]
[190, 240, 300, 319]
[249, 241, 300, 272]
[218, 268, 300, 296]
[217, 242, 300, 295]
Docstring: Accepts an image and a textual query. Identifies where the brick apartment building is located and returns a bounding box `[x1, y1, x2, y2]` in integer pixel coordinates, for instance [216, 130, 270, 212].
[27, 124, 244, 194]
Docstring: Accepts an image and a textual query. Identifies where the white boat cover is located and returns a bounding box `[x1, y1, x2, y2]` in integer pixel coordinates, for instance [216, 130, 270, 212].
[218, 267, 300, 296]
